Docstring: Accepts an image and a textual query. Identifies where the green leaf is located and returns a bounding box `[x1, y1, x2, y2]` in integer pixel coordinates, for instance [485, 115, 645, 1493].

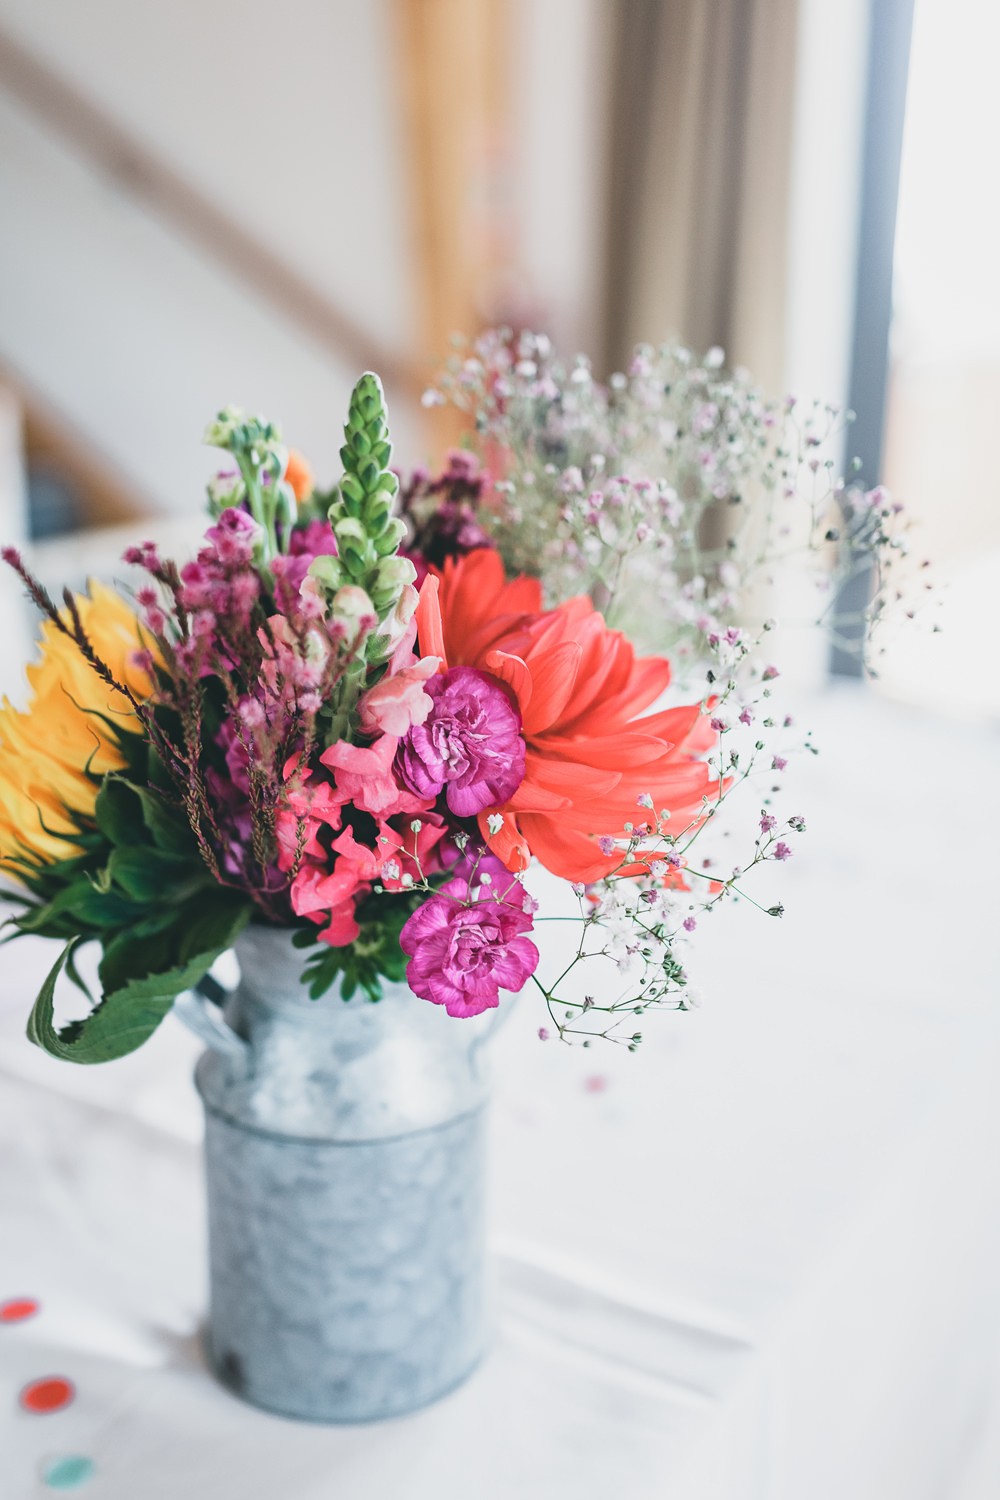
[294, 887, 420, 1003]
[176, 890, 252, 962]
[28, 899, 251, 1064]
[94, 778, 144, 847]
[95, 776, 193, 858]
[97, 925, 176, 995]
[133, 783, 195, 856]
[105, 845, 198, 903]
[16, 878, 140, 935]
[97, 891, 251, 995]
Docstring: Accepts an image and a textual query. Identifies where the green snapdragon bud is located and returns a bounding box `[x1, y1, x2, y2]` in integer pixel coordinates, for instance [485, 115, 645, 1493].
[316, 372, 418, 736]
[308, 554, 344, 592]
[324, 373, 411, 663]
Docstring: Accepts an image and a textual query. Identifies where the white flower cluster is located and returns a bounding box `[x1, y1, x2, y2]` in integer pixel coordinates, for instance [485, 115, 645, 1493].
[431, 330, 917, 680]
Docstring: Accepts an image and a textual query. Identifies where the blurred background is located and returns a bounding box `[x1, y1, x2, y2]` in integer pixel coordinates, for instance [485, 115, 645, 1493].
[2, 3, 1000, 1496]
[0, 0, 996, 719]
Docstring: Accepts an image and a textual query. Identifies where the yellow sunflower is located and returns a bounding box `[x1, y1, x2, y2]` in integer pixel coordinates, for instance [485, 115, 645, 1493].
[0, 581, 154, 868]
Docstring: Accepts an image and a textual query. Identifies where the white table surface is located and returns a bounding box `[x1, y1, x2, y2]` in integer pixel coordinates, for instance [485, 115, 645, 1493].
[2, 685, 1000, 1500]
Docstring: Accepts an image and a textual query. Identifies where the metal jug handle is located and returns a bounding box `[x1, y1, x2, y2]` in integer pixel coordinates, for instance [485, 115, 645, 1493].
[174, 972, 249, 1063]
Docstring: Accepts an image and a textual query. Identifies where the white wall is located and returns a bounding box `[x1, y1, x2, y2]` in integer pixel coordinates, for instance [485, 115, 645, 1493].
[0, 0, 609, 527]
[0, 0, 423, 519]
[0, 0, 415, 355]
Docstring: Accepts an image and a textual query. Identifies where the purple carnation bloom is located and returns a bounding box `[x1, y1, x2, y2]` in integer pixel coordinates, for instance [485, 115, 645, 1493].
[400, 856, 539, 1017]
[395, 666, 525, 817]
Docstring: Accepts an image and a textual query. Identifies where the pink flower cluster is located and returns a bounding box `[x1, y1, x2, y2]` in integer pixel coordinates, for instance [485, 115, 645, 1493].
[275, 660, 539, 1015]
[178, 509, 262, 632]
[124, 501, 540, 1016]
[277, 743, 440, 944]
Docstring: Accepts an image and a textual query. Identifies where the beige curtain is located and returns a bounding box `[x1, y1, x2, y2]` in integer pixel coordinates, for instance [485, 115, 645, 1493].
[602, 0, 800, 393]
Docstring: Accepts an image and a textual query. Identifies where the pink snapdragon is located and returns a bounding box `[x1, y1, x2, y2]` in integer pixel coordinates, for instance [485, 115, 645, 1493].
[276, 757, 345, 867]
[258, 615, 330, 715]
[320, 734, 430, 819]
[358, 656, 440, 737]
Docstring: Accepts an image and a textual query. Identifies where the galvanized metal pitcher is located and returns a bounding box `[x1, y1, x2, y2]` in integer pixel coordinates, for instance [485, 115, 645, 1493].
[176, 924, 498, 1423]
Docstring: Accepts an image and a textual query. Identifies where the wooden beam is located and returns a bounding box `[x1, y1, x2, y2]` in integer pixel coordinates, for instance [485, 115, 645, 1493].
[393, 0, 513, 453]
[0, 27, 422, 400]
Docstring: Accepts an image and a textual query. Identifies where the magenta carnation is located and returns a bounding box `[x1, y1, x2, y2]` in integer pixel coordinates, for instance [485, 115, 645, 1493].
[395, 665, 525, 817]
[400, 856, 539, 1017]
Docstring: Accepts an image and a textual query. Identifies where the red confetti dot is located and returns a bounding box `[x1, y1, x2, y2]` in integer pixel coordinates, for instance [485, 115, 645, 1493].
[20, 1378, 75, 1414]
[0, 1298, 40, 1324]
[583, 1074, 609, 1094]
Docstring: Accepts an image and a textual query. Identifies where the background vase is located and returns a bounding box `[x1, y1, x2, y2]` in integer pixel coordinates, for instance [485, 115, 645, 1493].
[177, 923, 498, 1423]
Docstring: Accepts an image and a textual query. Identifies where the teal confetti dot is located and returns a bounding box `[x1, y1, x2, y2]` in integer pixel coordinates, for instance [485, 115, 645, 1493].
[40, 1455, 95, 1490]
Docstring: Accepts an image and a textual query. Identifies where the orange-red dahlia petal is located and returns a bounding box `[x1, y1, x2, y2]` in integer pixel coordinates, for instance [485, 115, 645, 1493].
[519, 642, 583, 736]
[432, 550, 723, 886]
[482, 649, 532, 712]
[515, 815, 619, 884]
[478, 808, 530, 872]
[415, 574, 448, 668]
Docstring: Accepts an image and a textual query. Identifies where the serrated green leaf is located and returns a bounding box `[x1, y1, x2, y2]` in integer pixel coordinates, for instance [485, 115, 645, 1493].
[28, 901, 251, 1064]
[98, 927, 176, 995]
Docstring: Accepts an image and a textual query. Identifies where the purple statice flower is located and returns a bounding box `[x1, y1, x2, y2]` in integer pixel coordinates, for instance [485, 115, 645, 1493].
[400, 855, 539, 1017]
[773, 841, 793, 861]
[178, 548, 260, 626]
[205, 718, 255, 879]
[395, 666, 525, 817]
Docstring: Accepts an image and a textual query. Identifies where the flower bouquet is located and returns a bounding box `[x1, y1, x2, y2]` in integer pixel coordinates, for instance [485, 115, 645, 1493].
[0, 343, 904, 1419]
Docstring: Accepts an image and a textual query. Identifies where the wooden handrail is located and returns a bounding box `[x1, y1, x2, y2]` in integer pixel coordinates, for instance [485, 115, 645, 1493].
[0, 27, 424, 398]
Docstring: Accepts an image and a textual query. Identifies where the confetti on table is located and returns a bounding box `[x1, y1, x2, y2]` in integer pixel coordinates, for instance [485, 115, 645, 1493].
[0, 1297, 40, 1323]
[40, 1455, 96, 1491]
[19, 1377, 75, 1414]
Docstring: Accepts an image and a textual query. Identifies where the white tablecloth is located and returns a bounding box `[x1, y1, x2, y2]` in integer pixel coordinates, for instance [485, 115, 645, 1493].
[2, 686, 1000, 1499]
